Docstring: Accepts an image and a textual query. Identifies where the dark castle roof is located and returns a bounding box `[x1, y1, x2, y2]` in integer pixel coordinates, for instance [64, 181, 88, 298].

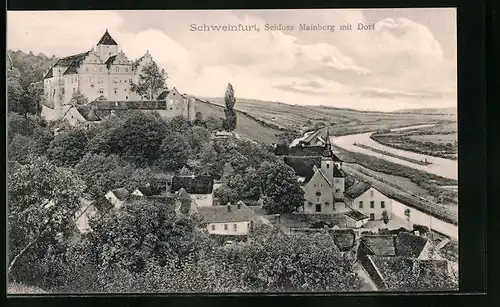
[44, 51, 90, 79]
[344, 181, 371, 199]
[105, 55, 117, 69]
[98, 29, 118, 46]
[171, 175, 214, 195]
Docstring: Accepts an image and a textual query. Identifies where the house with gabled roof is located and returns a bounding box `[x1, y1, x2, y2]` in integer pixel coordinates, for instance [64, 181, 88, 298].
[197, 201, 257, 236]
[170, 175, 215, 207]
[344, 181, 392, 222]
[105, 187, 130, 209]
[344, 209, 370, 228]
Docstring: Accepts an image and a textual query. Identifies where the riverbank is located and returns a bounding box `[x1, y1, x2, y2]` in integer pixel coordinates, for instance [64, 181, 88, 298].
[354, 143, 432, 166]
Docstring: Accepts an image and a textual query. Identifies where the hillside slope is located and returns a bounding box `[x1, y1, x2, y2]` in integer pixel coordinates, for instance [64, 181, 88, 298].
[195, 100, 283, 144]
[201, 97, 457, 136]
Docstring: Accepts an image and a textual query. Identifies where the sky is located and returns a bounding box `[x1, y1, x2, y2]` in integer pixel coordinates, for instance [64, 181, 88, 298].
[7, 9, 457, 111]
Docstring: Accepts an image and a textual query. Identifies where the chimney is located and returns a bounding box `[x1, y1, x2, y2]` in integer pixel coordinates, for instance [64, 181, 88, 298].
[227, 203, 231, 213]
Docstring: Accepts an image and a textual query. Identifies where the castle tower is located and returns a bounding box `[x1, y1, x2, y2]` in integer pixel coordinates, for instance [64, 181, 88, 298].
[96, 29, 118, 62]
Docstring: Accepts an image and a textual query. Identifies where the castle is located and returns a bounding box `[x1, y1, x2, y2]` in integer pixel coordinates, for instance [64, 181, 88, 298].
[42, 29, 196, 123]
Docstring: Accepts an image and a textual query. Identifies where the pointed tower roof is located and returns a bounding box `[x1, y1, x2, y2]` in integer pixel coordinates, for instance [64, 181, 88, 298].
[325, 129, 331, 146]
[97, 29, 118, 46]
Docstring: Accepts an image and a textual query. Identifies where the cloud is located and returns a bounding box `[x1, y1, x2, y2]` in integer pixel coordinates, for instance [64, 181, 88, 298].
[7, 10, 457, 111]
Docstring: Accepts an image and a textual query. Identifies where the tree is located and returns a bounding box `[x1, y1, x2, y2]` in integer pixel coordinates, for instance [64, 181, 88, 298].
[7, 68, 24, 114]
[101, 111, 170, 166]
[381, 210, 390, 228]
[69, 90, 89, 106]
[8, 156, 85, 279]
[222, 83, 237, 131]
[84, 198, 208, 273]
[166, 115, 191, 135]
[156, 132, 192, 172]
[258, 161, 305, 214]
[22, 81, 44, 116]
[278, 131, 301, 146]
[205, 115, 223, 132]
[404, 208, 411, 230]
[192, 111, 206, 127]
[47, 128, 89, 167]
[179, 166, 194, 176]
[8, 134, 37, 165]
[131, 61, 167, 100]
[189, 126, 211, 155]
[74, 153, 135, 199]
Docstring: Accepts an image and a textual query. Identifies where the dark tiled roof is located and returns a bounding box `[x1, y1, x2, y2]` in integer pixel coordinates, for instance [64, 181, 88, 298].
[197, 202, 257, 223]
[105, 55, 117, 70]
[75, 105, 101, 121]
[98, 30, 118, 45]
[361, 235, 396, 256]
[333, 165, 345, 178]
[157, 90, 171, 100]
[331, 154, 342, 162]
[330, 229, 356, 252]
[44, 52, 90, 79]
[283, 156, 321, 180]
[90, 100, 167, 110]
[111, 188, 130, 201]
[44, 68, 53, 79]
[171, 175, 214, 194]
[344, 181, 371, 199]
[287, 145, 326, 157]
[370, 256, 451, 290]
[301, 129, 323, 144]
[395, 232, 429, 258]
[344, 209, 369, 221]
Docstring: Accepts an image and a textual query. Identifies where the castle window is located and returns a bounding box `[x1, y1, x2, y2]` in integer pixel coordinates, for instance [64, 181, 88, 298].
[114, 88, 118, 94]
[370, 201, 375, 208]
[326, 163, 330, 168]
[115, 67, 119, 72]
[359, 201, 363, 208]
[99, 88, 104, 94]
[335, 179, 339, 183]
[315, 191, 321, 197]
[381, 201, 385, 208]
[98, 77, 103, 84]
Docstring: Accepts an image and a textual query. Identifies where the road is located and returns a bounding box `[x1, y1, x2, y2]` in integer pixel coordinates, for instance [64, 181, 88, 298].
[331, 125, 458, 180]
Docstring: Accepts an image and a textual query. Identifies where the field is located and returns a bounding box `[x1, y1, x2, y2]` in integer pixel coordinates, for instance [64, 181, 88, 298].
[370, 122, 457, 160]
[201, 97, 455, 136]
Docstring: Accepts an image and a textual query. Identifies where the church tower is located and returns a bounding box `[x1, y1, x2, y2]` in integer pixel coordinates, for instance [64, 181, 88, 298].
[320, 129, 334, 184]
[96, 29, 118, 62]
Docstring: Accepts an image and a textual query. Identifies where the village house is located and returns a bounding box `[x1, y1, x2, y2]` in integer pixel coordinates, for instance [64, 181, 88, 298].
[344, 209, 370, 228]
[131, 184, 154, 197]
[344, 181, 393, 221]
[104, 187, 130, 209]
[41, 29, 196, 123]
[196, 201, 258, 236]
[170, 175, 215, 207]
[283, 133, 347, 214]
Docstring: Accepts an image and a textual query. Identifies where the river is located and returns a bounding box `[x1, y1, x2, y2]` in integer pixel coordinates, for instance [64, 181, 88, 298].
[331, 124, 458, 180]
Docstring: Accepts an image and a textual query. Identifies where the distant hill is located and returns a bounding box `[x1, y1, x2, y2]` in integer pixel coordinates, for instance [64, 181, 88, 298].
[392, 107, 457, 115]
